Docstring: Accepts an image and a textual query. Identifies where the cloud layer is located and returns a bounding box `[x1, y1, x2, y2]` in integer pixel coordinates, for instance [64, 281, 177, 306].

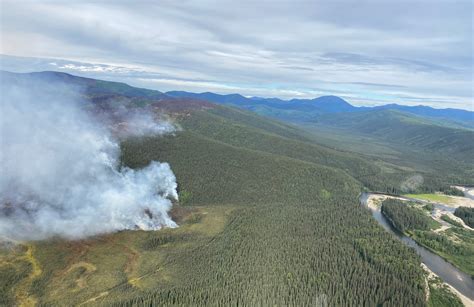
[0, 0, 472, 110]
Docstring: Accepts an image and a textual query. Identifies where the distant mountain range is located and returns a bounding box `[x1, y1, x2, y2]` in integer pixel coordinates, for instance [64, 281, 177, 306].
[2, 70, 472, 126]
[165, 89, 474, 161]
[2, 70, 473, 163]
[166, 91, 473, 127]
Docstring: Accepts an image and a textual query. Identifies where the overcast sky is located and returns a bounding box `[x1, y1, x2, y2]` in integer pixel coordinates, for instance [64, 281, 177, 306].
[1, 0, 472, 110]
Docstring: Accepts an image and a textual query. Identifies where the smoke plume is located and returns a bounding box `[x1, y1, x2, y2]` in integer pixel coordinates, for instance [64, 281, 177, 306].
[400, 174, 424, 193]
[0, 77, 178, 241]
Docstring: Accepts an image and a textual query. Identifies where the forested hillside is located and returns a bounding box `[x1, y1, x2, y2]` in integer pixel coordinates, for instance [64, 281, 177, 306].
[316, 109, 474, 164]
[0, 102, 428, 306]
[2, 71, 470, 306]
[166, 90, 474, 127]
[117, 114, 427, 306]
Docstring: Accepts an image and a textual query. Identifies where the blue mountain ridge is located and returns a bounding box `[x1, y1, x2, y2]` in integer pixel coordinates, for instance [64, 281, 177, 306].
[166, 91, 473, 125]
[2, 70, 471, 125]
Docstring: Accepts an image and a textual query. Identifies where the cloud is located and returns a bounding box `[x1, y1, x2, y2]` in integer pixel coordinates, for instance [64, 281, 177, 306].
[0, 0, 472, 110]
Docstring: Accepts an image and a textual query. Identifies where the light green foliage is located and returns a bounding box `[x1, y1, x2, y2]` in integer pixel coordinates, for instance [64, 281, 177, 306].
[413, 228, 474, 276]
[427, 276, 463, 307]
[440, 215, 463, 228]
[406, 194, 455, 204]
[178, 190, 192, 206]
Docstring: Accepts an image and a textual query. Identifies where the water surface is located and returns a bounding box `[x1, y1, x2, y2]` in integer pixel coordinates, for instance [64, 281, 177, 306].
[360, 193, 474, 300]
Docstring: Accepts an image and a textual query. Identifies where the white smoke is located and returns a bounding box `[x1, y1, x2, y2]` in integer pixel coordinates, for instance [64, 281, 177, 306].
[400, 174, 424, 193]
[0, 78, 178, 241]
[114, 109, 177, 137]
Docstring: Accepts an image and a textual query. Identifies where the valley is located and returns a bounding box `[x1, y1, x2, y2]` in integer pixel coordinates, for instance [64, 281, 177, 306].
[1, 1, 472, 305]
[1, 71, 473, 306]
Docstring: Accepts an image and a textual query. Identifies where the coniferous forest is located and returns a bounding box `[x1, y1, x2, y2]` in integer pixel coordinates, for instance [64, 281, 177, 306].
[1, 72, 473, 306]
[381, 199, 434, 233]
[1, 0, 474, 303]
[454, 207, 474, 228]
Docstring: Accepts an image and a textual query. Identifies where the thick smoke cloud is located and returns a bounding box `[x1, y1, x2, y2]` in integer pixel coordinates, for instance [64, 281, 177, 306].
[0, 79, 178, 241]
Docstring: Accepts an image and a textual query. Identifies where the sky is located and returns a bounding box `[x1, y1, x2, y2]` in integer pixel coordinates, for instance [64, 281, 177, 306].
[1, 0, 473, 110]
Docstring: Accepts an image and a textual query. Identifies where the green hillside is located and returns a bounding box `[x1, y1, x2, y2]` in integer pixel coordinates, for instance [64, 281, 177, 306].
[316, 109, 474, 163]
[115, 109, 428, 306]
[2, 72, 471, 306]
[2, 98, 428, 306]
[2, 70, 167, 99]
[172, 106, 474, 193]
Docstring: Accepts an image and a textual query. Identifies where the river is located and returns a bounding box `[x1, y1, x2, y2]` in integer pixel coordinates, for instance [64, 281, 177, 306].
[359, 192, 474, 301]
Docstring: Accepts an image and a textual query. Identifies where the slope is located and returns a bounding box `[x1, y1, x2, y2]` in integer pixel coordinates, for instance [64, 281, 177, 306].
[1, 114, 428, 306]
[1, 70, 167, 99]
[316, 109, 474, 164]
[371, 104, 473, 127]
[166, 89, 473, 127]
[1, 72, 430, 306]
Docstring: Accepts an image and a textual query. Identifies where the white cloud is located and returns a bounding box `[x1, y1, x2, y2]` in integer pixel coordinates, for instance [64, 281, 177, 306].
[0, 0, 472, 110]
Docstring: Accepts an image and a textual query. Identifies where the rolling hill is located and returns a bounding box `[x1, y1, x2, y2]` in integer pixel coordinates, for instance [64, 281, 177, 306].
[1, 70, 168, 100]
[1, 71, 471, 306]
[2, 70, 472, 187]
[4, 69, 471, 125]
[315, 109, 474, 163]
[166, 90, 473, 127]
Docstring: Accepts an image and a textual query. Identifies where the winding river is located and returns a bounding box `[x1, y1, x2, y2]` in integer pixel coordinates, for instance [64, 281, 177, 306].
[359, 192, 474, 300]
